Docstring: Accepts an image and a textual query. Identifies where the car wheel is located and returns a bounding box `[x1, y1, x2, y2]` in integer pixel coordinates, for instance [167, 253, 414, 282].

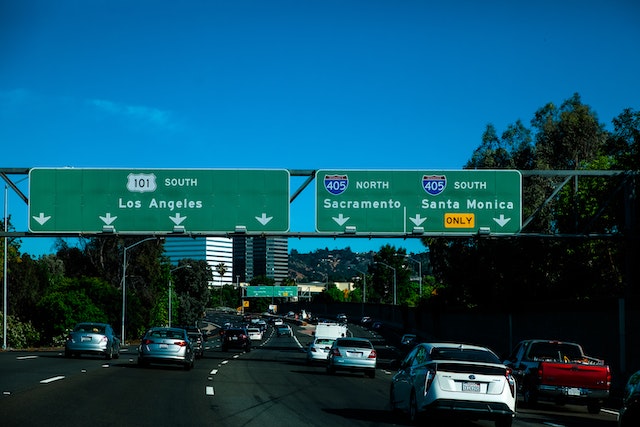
[367, 369, 376, 379]
[105, 346, 113, 360]
[522, 385, 538, 407]
[389, 384, 400, 414]
[408, 390, 418, 423]
[184, 360, 193, 371]
[495, 416, 513, 427]
[587, 401, 601, 414]
[326, 364, 335, 375]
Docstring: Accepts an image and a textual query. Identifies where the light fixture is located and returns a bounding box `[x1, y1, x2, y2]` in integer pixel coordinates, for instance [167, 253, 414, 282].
[344, 226, 357, 234]
[235, 225, 247, 233]
[478, 227, 491, 236]
[172, 225, 185, 233]
[412, 227, 424, 235]
[102, 225, 115, 233]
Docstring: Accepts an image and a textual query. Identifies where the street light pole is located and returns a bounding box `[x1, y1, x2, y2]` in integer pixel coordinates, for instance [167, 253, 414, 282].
[402, 255, 423, 297]
[3, 184, 7, 350]
[349, 266, 368, 317]
[122, 237, 157, 344]
[169, 264, 191, 327]
[376, 261, 396, 305]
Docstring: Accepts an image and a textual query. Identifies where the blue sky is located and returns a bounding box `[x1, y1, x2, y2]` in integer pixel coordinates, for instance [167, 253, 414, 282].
[1, 0, 639, 256]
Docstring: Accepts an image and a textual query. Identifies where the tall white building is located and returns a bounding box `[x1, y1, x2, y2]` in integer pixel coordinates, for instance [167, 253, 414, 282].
[164, 237, 233, 287]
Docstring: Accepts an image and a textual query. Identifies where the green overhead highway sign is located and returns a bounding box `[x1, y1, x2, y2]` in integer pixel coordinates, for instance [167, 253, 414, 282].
[315, 169, 521, 235]
[29, 168, 290, 233]
[245, 286, 298, 297]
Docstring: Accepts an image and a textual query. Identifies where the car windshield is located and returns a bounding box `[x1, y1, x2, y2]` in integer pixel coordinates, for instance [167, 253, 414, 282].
[431, 347, 500, 364]
[337, 339, 371, 349]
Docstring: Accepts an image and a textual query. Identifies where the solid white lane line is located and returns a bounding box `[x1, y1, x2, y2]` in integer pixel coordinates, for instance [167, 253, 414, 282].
[40, 376, 65, 384]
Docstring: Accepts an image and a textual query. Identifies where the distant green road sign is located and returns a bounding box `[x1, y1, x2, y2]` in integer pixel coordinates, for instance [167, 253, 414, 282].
[29, 168, 290, 233]
[245, 286, 298, 297]
[315, 169, 521, 235]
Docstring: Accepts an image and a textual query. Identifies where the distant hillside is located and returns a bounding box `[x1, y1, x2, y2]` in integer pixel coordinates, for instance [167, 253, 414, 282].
[288, 247, 375, 283]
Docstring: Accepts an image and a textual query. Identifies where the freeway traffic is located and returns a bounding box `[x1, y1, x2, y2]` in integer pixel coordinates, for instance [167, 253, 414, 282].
[0, 313, 621, 427]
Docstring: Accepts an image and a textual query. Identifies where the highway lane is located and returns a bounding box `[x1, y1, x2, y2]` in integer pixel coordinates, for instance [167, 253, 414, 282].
[0, 320, 621, 427]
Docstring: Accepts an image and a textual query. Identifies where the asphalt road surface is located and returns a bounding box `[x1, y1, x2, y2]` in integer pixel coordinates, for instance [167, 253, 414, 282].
[0, 318, 620, 427]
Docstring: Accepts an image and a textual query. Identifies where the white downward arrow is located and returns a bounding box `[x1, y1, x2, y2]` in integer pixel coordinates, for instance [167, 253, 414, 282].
[256, 213, 273, 225]
[33, 212, 51, 225]
[170, 213, 187, 225]
[332, 213, 350, 226]
[493, 214, 511, 227]
[409, 214, 427, 226]
[99, 213, 118, 225]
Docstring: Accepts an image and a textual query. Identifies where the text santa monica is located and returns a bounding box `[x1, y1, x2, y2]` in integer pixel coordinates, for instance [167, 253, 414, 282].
[421, 198, 514, 210]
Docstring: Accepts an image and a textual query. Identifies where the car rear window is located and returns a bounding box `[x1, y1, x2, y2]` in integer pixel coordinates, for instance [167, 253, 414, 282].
[431, 348, 500, 364]
[528, 342, 583, 361]
[75, 324, 105, 334]
[337, 339, 372, 349]
[316, 338, 334, 345]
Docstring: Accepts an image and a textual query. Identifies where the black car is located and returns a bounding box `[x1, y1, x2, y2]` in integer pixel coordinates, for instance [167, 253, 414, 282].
[221, 327, 251, 352]
[179, 326, 205, 359]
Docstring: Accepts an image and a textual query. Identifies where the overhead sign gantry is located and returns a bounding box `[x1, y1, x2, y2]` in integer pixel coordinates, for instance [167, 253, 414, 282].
[315, 169, 522, 235]
[28, 168, 290, 234]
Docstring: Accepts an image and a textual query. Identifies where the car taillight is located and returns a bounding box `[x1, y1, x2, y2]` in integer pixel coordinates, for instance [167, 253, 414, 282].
[331, 348, 341, 356]
[143, 339, 154, 345]
[175, 341, 188, 347]
[505, 367, 516, 397]
[537, 364, 543, 381]
[606, 366, 612, 387]
[368, 349, 377, 359]
[424, 367, 436, 395]
[100, 336, 108, 342]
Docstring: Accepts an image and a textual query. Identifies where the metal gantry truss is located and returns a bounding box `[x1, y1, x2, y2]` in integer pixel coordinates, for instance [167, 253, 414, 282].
[1, 167, 638, 240]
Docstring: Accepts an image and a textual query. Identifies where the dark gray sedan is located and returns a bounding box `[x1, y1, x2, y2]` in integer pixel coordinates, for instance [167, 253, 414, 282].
[138, 327, 195, 370]
[64, 322, 121, 360]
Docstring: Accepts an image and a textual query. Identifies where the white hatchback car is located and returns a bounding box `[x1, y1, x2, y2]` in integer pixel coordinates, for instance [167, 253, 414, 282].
[390, 342, 516, 427]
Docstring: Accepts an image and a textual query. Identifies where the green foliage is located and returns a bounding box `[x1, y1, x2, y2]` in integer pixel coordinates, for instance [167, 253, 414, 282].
[174, 259, 211, 325]
[0, 312, 41, 349]
[35, 277, 110, 343]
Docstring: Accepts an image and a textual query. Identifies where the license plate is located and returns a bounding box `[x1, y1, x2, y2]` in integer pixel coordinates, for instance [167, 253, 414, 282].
[81, 336, 91, 342]
[567, 387, 581, 396]
[462, 382, 481, 393]
[159, 344, 168, 349]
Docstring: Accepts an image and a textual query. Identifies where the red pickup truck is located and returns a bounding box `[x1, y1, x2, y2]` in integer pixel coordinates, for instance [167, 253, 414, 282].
[505, 339, 611, 414]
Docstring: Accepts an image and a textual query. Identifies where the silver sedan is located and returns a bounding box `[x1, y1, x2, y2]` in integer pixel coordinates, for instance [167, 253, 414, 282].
[138, 327, 195, 370]
[64, 322, 120, 360]
[326, 337, 377, 378]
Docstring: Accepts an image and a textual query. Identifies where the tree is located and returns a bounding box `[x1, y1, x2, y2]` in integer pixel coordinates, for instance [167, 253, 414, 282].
[174, 259, 211, 326]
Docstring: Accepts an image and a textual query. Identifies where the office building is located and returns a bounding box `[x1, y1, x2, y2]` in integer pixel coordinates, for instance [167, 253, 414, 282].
[233, 236, 288, 285]
[164, 237, 233, 287]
